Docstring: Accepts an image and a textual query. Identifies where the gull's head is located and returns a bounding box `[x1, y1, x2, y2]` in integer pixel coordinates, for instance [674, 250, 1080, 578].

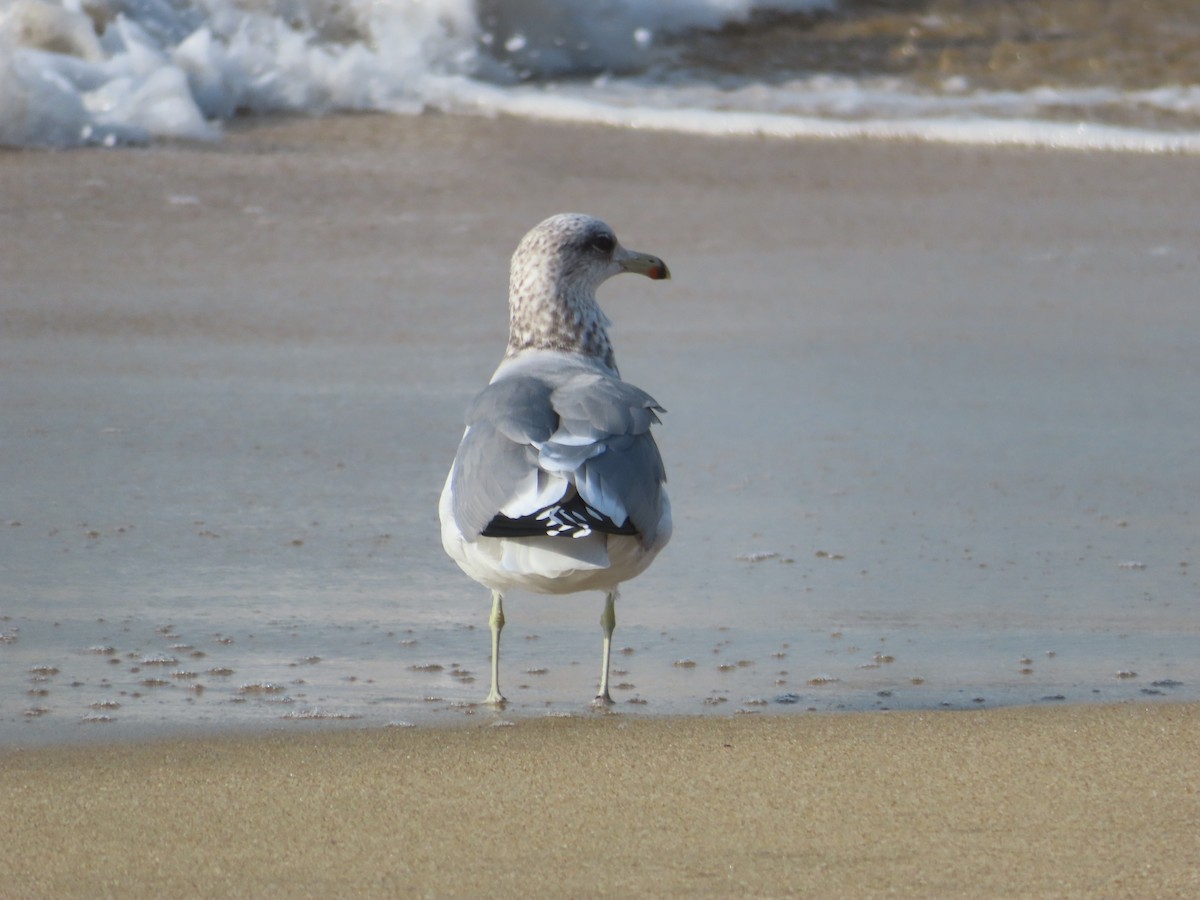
[507, 213, 670, 366]
[511, 213, 669, 296]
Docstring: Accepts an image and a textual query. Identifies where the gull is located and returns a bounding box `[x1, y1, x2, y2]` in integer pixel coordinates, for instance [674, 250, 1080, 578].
[439, 213, 672, 706]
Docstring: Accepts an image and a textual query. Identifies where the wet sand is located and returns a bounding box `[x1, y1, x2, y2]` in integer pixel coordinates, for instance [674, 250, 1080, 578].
[5, 113, 1199, 739]
[4, 703, 1199, 897]
[3, 114, 1200, 891]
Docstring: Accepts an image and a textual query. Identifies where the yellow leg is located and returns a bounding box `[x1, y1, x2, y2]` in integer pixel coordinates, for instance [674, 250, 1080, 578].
[486, 590, 506, 706]
[595, 591, 617, 705]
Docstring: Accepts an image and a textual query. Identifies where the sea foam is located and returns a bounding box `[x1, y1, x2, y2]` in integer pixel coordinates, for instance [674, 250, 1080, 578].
[2, 0, 1197, 153]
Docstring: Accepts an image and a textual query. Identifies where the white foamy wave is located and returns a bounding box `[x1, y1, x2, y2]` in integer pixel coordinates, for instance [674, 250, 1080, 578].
[0, 0, 832, 147]
[2, 0, 1197, 154]
[447, 77, 1200, 154]
[0, 0, 480, 146]
[473, 89, 1200, 154]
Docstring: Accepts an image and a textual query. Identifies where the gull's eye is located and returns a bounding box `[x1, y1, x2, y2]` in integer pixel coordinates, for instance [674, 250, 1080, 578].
[590, 233, 615, 255]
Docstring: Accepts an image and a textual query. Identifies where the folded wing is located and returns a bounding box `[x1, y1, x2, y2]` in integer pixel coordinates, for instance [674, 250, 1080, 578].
[450, 365, 666, 548]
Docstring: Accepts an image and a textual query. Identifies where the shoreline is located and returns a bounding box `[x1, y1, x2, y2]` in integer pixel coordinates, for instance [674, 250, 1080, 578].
[5, 702, 1199, 897]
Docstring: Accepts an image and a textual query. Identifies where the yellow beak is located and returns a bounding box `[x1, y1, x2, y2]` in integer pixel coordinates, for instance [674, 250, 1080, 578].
[617, 247, 671, 280]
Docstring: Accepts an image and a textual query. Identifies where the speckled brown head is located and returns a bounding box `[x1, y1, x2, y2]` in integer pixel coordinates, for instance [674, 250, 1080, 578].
[506, 213, 670, 372]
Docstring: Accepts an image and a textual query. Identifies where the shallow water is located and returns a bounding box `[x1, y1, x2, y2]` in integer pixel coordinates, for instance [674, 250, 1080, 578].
[673, 1, 1200, 104]
[2, 115, 1196, 745]
[4, 301, 1197, 745]
[6, 610, 1195, 746]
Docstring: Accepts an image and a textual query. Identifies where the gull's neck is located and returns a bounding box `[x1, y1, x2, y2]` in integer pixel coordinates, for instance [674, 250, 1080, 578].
[506, 268, 617, 372]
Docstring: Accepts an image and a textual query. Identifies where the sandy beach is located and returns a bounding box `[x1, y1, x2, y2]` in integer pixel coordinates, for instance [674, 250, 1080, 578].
[3, 703, 1199, 897]
[3, 112, 1200, 893]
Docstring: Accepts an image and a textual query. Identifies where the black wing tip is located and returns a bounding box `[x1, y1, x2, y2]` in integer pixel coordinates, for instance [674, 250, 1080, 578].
[481, 498, 637, 540]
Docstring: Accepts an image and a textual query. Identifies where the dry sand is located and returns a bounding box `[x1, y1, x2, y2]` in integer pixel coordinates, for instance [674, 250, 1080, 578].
[3, 703, 1199, 898]
[4, 115, 1200, 895]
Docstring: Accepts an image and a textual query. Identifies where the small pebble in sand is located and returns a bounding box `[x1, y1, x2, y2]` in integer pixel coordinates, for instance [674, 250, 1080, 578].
[238, 682, 287, 694]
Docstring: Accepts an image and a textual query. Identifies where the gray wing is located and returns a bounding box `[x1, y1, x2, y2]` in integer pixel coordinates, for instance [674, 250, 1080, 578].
[450, 419, 539, 540]
[543, 373, 666, 544]
[450, 369, 667, 546]
[464, 377, 556, 445]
